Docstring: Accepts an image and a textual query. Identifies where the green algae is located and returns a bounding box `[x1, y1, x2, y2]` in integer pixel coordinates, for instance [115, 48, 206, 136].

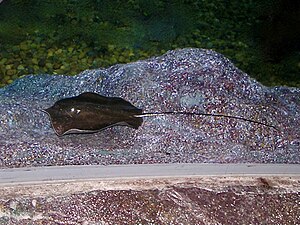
[0, 0, 299, 88]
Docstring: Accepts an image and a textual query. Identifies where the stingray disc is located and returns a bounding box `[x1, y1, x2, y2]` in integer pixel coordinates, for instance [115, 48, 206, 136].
[44, 92, 143, 136]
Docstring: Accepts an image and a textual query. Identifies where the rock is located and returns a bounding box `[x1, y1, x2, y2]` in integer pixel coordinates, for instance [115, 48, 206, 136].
[19, 42, 29, 51]
[47, 50, 54, 57]
[6, 69, 15, 76]
[5, 64, 12, 70]
[45, 62, 53, 69]
[6, 79, 13, 84]
[3, 75, 10, 81]
[0, 58, 8, 65]
[17, 65, 25, 70]
[32, 58, 39, 65]
[0, 48, 299, 167]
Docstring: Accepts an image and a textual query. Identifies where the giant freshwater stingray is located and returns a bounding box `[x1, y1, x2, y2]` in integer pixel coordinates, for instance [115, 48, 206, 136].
[43, 92, 277, 136]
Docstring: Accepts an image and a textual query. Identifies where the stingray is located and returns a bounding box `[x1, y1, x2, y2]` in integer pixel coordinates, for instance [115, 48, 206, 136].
[43, 92, 277, 136]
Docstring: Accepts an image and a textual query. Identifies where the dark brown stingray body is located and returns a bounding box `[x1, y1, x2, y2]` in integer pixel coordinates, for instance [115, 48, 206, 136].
[44, 92, 277, 136]
[44, 92, 143, 136]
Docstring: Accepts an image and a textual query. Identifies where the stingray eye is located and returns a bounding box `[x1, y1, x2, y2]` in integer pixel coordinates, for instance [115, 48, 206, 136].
[70, 107, 81, 114]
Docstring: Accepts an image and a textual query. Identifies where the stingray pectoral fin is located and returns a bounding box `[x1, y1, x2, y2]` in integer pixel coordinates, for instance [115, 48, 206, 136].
[124, 116, 143, 129]
[42, 109, 69, 136]
[62, 117, 143, 135]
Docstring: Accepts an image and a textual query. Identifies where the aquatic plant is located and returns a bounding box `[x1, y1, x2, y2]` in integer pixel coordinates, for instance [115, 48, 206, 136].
[0, 0, 299, 87]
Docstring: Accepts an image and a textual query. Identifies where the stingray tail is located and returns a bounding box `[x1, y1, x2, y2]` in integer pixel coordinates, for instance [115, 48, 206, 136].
[134, 111, 277, 130]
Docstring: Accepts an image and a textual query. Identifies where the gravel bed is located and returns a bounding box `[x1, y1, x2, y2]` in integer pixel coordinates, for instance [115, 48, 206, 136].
[0, 48, 299, 168]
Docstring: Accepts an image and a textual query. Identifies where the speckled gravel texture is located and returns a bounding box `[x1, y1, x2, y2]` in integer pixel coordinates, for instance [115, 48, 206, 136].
[0, 48, 299, 168]
[0, 177, 299, 224]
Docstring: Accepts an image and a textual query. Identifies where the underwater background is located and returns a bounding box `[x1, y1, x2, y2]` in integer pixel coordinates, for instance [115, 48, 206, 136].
[0, 0, 299, 87]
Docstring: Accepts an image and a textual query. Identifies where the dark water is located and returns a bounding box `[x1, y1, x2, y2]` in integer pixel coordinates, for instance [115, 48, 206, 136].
[0, 0, 299, 87]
